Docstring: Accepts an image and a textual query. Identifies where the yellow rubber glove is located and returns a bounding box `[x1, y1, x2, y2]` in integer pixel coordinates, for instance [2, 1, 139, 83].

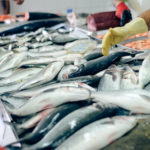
[102, 17, 148, 56]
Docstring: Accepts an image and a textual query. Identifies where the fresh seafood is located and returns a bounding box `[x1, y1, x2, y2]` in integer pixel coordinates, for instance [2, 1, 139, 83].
[84, 50, 103, 61]
[19, 61, 64, 89]
[0, 18, 65, 36]
[98, 65, 122, 91]
[11, 81, 95, 98]
[19, 57, 56, 66]
[0, 23, 149, 150]
[38, 45, 64, 52]
[92, 89, 150, 114]
[138, 53, 150, 88]
[0, 68, 17, 79]
[16, 108, 54, 129]
[0, 68, 42, 85]
[57, 54, 83, 65]
[0, 52, 27, 72]
[0, 51, 13, 63]
[7, 87, 91, 116]
[0, 82, 22, 95]
[68, 51, 132, 78]
[1, 95, 27, 109]
[27, 50, 66, 58]
[25, 105, 118, 150]
[57, 65, 79, 81]
[52, 34, 77, 44]
[9, 102, 89, 145]
[56, 116, 137, 150]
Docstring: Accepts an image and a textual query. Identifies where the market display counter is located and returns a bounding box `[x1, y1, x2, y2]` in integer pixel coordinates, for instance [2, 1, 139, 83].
[0, 22, 150, 150]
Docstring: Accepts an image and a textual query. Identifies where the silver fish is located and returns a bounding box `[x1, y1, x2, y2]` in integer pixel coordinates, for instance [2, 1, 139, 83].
[0, 51, 13, 63]
[120, 65, 138, 90]
[0, 52, 27, 72]
[27, 105, 109, 150]
[0, 68, 16, 79]
[0, 68, 42, 85]
[12, 81, 95, 98]
[38, 45, 64, 52]
[13, 47, 28, 52]
[30, 41, 52, 49]
[19, 57, 56, 66]
[57, 54, 83, 65]
[19, 61, 64, 90]
[98, 66, 121, 91]
[27, 51, 67, 58]
[57, 65, 79, 81]
[17, 108, 54, 129]
[1, 95, 28, 109]
[138, 53, 150, 88]
[0, 82, 22, 95]
[56, 116, 137, 150]
[8, 87, 90, 116]
[17, 36, 32, 45]
[92, 89, 150, 114]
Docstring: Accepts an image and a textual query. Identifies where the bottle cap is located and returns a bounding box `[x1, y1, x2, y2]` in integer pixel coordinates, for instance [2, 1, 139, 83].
[67, 9, 73, 13]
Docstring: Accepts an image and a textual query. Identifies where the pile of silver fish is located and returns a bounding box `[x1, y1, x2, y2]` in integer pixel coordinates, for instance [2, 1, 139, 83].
[0, 25, 150, 150]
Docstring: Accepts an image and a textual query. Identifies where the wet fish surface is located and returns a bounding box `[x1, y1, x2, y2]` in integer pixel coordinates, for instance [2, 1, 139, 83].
[56, 116, 137, 150]
[7, 87, 91, 116]
[10, 102, 90, 145]
[68, 51, 133, 78]
[25, 105, 118, 150]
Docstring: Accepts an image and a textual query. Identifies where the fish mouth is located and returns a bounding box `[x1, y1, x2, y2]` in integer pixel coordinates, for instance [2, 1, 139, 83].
[68, 64, 85, 78]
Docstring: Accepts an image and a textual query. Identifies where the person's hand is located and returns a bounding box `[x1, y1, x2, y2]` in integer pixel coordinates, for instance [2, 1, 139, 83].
[102, 17, 148, 56]
[13, 0, 24, 5]
[102, 27, 127, 56]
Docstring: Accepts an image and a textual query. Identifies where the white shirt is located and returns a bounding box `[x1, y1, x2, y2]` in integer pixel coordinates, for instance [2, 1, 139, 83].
[127, 0, 150, 18]
[98, 0, 150, 18]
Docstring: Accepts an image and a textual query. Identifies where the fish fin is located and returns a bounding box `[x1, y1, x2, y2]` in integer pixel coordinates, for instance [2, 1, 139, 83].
[5, 140, 21, 148]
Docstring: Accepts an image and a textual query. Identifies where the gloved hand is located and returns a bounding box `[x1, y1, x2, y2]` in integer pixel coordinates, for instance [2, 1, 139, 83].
[102, 17, 148, 56]
[115, 1, 132, 26]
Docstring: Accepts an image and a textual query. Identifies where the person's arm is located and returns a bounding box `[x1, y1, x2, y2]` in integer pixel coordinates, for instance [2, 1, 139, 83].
[140, 9, 150, 30]
[102, 10, 150, 56]
[13, 0, 24, 5]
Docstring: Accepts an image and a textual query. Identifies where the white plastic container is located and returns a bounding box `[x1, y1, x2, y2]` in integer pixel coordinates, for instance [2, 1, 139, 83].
[66, 9, 77, 28]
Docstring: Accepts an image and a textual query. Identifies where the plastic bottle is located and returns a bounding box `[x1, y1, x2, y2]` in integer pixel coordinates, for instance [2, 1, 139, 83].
[66, 9, 77, 28]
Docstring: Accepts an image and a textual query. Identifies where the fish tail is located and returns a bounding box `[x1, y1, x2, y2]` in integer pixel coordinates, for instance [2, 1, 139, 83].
[5, 140, 22, 148]
[5, 145, 21, 150]
[0, 92, 10, 97]
[5, 134, 31, 147]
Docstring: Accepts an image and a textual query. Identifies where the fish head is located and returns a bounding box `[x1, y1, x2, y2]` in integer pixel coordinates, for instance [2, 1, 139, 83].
[68, 64, 85, 78]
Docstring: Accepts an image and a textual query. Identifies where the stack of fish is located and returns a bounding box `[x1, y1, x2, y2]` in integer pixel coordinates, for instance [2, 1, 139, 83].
[0, 26, 150, 150]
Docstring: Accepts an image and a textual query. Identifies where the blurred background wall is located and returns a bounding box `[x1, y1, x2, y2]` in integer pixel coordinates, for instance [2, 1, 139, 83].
[10, 0, 115, 14]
